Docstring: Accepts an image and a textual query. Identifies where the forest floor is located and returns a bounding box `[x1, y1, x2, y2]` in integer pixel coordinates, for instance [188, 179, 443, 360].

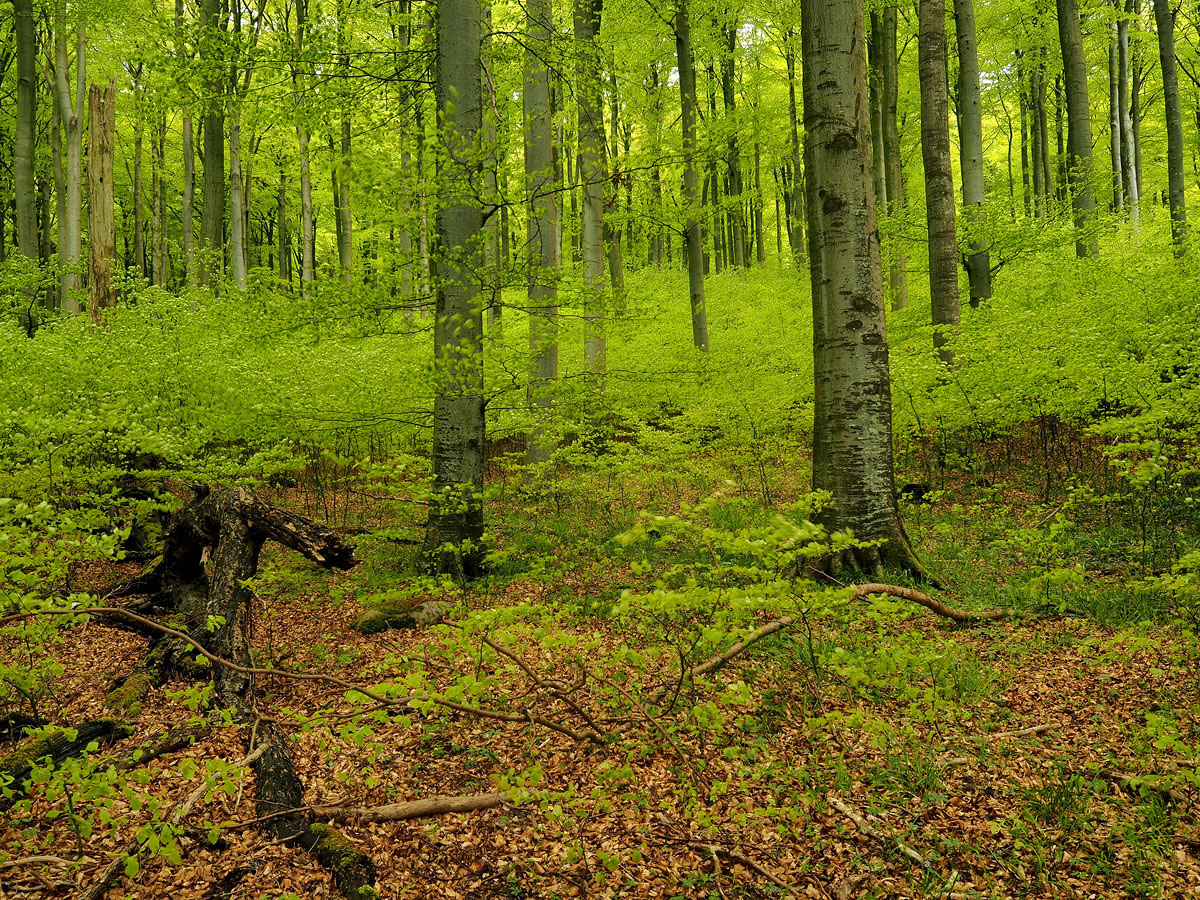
[3, 439, 1200, 900]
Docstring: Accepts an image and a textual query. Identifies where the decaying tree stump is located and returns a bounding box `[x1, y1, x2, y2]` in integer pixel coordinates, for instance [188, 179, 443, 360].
[102, 486, 377, 899]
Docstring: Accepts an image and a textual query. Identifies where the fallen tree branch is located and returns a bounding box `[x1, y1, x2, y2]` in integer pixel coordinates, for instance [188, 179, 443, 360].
[315, 792, 510, 823]
[708, 845, 800, 897]
[852, 583, 1006, 623]
[0, 856, 72, 870]
[828, 795, 932, 871]
[989, 723, 1054, 740]
[76, 742, 270, 900]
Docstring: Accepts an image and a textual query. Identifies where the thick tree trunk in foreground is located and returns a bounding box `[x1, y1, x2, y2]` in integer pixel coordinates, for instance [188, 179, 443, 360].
[802, 0, 921, 577]
[1057, 0, 1098, 257]
[954, 0, 991, 307]
[918, 0, 959, 362]
[427, 0, 486, 577]
[88, 79, 117, 325]
[676, 0, 709, 352]
[524, 0, 558, 464]
[1153, 0, 1187, 254]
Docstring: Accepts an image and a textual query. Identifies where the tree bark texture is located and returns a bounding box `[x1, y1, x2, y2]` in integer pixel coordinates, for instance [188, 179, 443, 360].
[676, 0, 709, 352]
[575, 0, 608, 379]
[13, 0, 38, 313]
[882, 7, 907, 309]
[427, 0, 486, 577]
[524, 0, 559, 464]
[802, 0, 919, 576]
[954, 0, 991, 306]
[1057, 0, 1098, 257]
[88, 79, 118, 325]
[918, 0, 960, 361]
[1153, 0, 1187, 253]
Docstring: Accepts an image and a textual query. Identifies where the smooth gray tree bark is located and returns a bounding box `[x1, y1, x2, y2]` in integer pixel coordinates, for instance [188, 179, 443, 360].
[954, 0, 991, 307]
[1118, 0, 1140, 220]
[13, 0, 38, 304]
[721, 24, 746, 268]
[524, 0, 558, 464]
[427, 0, 486, 577]
[882, 6, 907, 309]
[88, 79, 117, 324]
[198, 0, 226, 284]
[918, 0, 959, 362]
[1057, 0, 1098, 257]
[1109, 20, 1125, 212]
[675, 0, 709, 352]
[802, 0, 922, 576]
[575, 0, 608, 378]
[1153, 0, 1187, 253]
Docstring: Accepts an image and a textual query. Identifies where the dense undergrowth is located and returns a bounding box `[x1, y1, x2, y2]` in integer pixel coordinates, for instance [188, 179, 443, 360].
[2, 212, 1200, 898]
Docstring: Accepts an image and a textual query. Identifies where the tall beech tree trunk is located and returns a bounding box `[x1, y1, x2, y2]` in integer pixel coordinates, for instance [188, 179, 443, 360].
[199, 0, 226, 283]
[754, 141, 766, 264]
[88, 79, 117, 324]
[882, 6, 907, 309]
[918, 0, 959, 362]
[53, 14, 85, 312]
[721, 24, 746, 268]
[606, 75, 626, 296]
[1129, 0, 1143, 200]
[1057, 0, 1098, 257]
[1109, 22, 1125, 212]
[229, 114, 247, 288]
[675, 0, 709, 352]
[868, 11, 887, 210]
[335, 0, 353, 286]
[802, 0, 921, 576]
[1119, 0, 1140, 218]
[426, 0, 486, 577]
[1020, 76, 1031, 215]
[1153, 0, 1187, 253]
[1030, 64, 1045, 216]
[13, 0, 37, 313]
[524, 0, 557, 464]
[954, 0, 990, 307]
[133, 91, 145, 278]
[784, 36, 806, 269]
[293, 0, 315, 293]
[575, 0, 607, 379]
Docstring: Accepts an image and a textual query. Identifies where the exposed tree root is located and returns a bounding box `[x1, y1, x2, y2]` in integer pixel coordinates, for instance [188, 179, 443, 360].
[852, 583, 1007, 623]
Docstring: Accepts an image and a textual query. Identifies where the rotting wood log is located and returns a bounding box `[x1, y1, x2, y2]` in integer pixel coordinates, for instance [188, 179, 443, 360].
[104, 722, 211, 772]
[314, 791, 509, 823]
[0, 719, 133, 806]
[0, 712, 46, 742]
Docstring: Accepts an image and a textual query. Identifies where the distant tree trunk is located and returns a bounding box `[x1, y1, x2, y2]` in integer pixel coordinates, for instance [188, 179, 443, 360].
[1038, 57, 1053, 205]
[482, 4, 501, 330]
[1129, 0, 1143, 200]
[53, 14, 85, 312]
[88, 79, 117, 324]
[675, 0, 709, 352]
[293, 0, 314, 293]
[229, 113, 247, 289]
[524, 0, 558, 464]
[181, 110, 195, 284]
[607, 72, 626, 295]
[153, 117, 166, 284]
[1057, 0, 1098, 257]
[868, 11, 887, 210]
[882, 6, 906, 309]
[784, 36, 806, 268]
[1153, 0, 1187, 254]
[1029, 65, 1045, 216]
[13, 0, 38, 309]
[277, 163, 290, 284]
[426, 0, 486, 577]
[754, 141, 766, 263]
[953, 0, 990, 307]
[802, 0, 922, 576]
[721, 24, 746, 268]
[1109, 21, 1125, 212]
[1019, 76, 1031, 215]
[133, 92, 146, 278]
[198, 0, 226, 284]
[1120, 0, 1141, 217]
[1054, 75, 1066, 203]
[335, 0, 353, 286]
[918, 0, 959, 361]
[575, 0, 607, 378]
